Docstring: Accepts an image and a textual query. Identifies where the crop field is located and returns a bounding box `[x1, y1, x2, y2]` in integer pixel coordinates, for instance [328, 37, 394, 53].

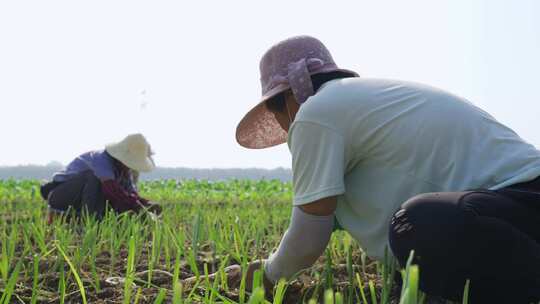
[0, 179, 442, 304]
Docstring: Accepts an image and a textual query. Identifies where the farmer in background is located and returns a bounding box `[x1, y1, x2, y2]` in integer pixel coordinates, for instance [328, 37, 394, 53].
[40, 133, 161, 219]
[231, 36, 540, 303]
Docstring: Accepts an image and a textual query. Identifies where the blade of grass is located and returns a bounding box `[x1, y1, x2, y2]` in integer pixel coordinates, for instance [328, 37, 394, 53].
[30, 254, 40, 304]
[153, 288, 167, 304]
[324, 289, 334, 304]
[462, 279, 470, 304]
[0, 259, 22, 304]
[123, 235, 137, 304]
[56, 243, 87, 304]
[355, 273, 369, 304]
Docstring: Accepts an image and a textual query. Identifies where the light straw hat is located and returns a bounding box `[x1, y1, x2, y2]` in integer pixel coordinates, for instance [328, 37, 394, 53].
[105, 134, 156, 172]
[236, 35, 358, 149]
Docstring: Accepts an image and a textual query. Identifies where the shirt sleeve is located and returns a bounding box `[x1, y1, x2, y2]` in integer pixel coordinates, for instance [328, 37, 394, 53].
[288, 121, 346, 205]
[264, 207, 334, 282]
[101, 180, 148, 213]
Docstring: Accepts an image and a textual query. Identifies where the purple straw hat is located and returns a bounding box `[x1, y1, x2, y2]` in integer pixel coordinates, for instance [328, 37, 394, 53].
[236, 35, 358, 149]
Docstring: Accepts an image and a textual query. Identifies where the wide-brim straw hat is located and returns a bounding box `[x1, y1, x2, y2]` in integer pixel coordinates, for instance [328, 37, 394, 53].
[105, 133, 156, 172]
[236, 35, 358, 149]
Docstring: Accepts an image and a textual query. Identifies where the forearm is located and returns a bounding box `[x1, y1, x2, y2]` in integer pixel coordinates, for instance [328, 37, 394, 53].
[136, 195, 149, 205]
[264, 207, 334, 283]
[101, 180, 145, 212]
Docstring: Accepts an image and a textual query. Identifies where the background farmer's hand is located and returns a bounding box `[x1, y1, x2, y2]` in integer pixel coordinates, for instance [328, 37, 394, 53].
[146, 201, 162, 215]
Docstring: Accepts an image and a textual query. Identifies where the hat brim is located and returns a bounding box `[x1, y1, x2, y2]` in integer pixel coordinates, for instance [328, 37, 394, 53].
[105, 144, 156, 172]
[236, 68, 358, 149]
[235, 88, 288, 149]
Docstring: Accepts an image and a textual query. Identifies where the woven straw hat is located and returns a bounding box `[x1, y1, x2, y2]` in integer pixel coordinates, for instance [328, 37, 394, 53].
[105, 134, 155, 172]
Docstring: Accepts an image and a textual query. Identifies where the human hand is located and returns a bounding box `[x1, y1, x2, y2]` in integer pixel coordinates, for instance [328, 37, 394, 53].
[182, 264, 243, 288]
[182, 261, 273, 292]
[244, 260, 274, 292]
[182, 261, 304, 301]
[146, 201, 162, 215]
[244, 260, 303, 300]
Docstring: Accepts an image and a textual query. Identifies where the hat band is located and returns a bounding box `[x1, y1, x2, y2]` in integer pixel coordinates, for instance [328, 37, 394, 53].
[263, 57, 325, 104]
[287, 58, 323, 104]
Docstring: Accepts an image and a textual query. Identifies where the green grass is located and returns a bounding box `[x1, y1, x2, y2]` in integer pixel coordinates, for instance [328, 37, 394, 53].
[0, 179, 453, 303]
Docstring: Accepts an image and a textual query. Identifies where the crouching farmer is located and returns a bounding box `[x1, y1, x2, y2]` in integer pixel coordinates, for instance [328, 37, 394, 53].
[40, 133, 161, 220]
[227, 36, 540, 303]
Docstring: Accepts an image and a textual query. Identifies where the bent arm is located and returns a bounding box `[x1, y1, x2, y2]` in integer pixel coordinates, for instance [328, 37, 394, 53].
[101, 180, 148, 213]
[264, 197, 337, 283]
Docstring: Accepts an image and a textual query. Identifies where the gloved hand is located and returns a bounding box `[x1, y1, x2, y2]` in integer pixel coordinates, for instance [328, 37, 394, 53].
[182, 260, 302, 300]
[182, 261, 272, 291]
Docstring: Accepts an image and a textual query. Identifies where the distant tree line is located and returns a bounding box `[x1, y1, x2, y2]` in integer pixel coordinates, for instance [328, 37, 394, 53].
[0, 164, 292, 182]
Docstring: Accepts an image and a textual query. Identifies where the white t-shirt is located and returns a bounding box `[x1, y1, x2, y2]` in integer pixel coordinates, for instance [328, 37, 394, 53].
[288, 78, 540, 260]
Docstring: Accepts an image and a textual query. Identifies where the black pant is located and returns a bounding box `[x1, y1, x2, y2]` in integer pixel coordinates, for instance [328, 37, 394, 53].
[389, 177, 540, 303]
[47, 171, 107, 219]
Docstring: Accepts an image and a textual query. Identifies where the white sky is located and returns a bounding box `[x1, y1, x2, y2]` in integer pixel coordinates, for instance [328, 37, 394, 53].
[1, 0, 539, 168]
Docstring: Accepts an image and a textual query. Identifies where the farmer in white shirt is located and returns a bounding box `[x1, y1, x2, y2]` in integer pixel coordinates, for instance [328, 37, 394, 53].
[231, 36, 540, 303]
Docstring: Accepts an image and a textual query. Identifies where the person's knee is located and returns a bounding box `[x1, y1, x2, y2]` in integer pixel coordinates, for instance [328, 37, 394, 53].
[389, 193, 443, 240]
[388, 201, 419, 265]
[79, 171, 107, 218]
[389, 193, 463, 265]
[401, 192, 452, 214]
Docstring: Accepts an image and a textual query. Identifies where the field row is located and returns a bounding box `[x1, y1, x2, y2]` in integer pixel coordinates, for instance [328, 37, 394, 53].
[0, 180, 431, 303]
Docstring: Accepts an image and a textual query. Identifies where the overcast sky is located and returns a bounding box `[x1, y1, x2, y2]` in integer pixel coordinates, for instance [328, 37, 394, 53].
[1, 0, 539, 168]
